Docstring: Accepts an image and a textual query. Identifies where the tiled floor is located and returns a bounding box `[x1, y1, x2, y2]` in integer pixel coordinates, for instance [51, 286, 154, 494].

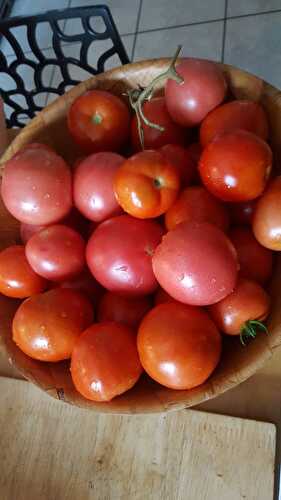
[1, 0, 281, 119]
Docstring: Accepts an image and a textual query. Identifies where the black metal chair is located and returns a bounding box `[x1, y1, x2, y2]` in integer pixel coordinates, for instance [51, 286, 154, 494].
[0, 5, 130, 127]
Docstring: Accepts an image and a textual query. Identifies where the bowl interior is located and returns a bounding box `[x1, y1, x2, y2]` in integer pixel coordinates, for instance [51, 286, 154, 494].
[1, 59, 281, 413]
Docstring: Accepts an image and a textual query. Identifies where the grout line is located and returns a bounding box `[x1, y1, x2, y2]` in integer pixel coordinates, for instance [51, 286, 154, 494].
[131, 0, 143, 62]
[221, 0, 228, 63]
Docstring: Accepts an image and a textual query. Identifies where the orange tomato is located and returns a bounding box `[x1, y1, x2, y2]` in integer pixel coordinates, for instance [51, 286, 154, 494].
[114, 150, 180, 218]
[137, 302, 221, 390]
[0, 245, 46, 298]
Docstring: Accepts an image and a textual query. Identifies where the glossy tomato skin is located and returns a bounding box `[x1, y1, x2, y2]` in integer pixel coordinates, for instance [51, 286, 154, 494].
[229, 200, 257, 226]
[160, 144, 197, 186]
[154, 287, 176, 305]
[12, 288, 93, 361]
[199, 130, 272, 202]
[26, 225, 85, 281]
[165, 59, 226, 126]
[86, 215, 164, 296]
[52, 268, 104, 303]
[208, 278, 270, 335]
[71, 322, 143, 402]
[165, 186, 229, 232]
[131, 97, 186, 151]
[1, 143, 72, 225]
[67, 90, 130, 153]
[152, 221, 238, 306]
[200, 100, 269, 147]
[114, 150, 180, 219]
[230, 226, 273, 285]
[253, 177, 281, 250]
[20, 223, 47, 244]
[97, 292, 151, 328]
[137, 302, 221, 390]
[73, 152, 124, 222]
[0, 245, 46, 298]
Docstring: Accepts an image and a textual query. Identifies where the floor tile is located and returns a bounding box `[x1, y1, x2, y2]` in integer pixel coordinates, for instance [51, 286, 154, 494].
[46, 34, 134, 105]
[224, 12, 281, 89]
[10, 0, 68, 17]
[139, 0, 225, 31]
[69, 0, 140, 35]
[227, 0, 281, 17]
[134, 22, 223, 62]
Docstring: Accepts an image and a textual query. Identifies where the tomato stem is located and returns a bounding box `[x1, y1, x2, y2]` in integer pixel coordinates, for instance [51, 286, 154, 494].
[240, 320, 268, 346]
[127, 46, 183, 149]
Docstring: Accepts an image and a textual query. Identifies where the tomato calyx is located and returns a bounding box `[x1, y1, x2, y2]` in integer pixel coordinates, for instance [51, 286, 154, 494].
[92, 113, 102, 125]
[240, 319, 268, 346]
[127, 46, 184, 149]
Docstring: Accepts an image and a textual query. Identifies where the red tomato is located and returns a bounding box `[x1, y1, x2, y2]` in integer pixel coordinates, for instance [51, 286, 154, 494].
[73, 152, 124, 222]
[12, 288, 93, 361]
[1, 143, 72, 225]
[208, 278, 270, 336]
[137, 302, 221, 389]
[154, 288, 176, 305]
[165, 186, 229, 232]
[160, 144, 197, 186]
[152, 221, 238, 306]
[0, 245, 46, 298]
[253, 177, 281, 250]
[86, 215, 163, 296]
[199, 130, 272, 202]
[165, 59, 226, 126]
[54, 268, 104, 303]
[230, 226, 273, 285]
[67, 90, 130, 153]
[20, 223, 47, 244]
[131, 97, 187, 151]
[26, 225, 85, 281]
[229, 200, 257, 226]
[114, 150, 180, 219]
[98, 292, 151, 328]
[200, 100, 269, 147]
[71, 322, 143, 401]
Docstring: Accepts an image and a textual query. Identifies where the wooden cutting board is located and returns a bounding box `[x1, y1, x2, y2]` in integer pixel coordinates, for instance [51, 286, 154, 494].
[0, 377, 275, 500]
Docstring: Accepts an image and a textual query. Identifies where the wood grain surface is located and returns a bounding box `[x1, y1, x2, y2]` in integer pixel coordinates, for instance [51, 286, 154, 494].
[0, 59, 281, 413]
[0, 377, 276, 500]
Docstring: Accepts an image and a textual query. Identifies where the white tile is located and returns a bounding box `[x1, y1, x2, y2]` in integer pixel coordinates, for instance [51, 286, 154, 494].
[134, 22, 223, 62]
[46, 34, 134, 105]
[224, 12, 281, 89]
[68, 0, 140, 35]
[227, 0, 281, 17]
[139, 0, 225, 31]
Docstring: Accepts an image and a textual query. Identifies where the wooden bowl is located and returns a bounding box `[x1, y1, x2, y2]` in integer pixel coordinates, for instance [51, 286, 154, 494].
[1, 59, 281, 414]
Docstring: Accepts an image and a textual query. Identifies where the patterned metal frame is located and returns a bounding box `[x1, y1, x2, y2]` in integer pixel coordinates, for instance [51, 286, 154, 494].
[0, 5, 130, 127]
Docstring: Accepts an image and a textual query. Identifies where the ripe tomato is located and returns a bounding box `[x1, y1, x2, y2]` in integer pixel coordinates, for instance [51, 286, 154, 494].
[26, 225, 85, 281]
[154, 288, 176, 305]
[71, 322, 143, 401]
[160, 144, 197, 186]
[73, 152, 124, 222]
[131, 97, 186, 151]
[229, 199, 257, 226]
[53, 268, 104, 303]
[1, 143, 72, 225]
[200, 100, 269, 148]
[67, 90, 130, 153]
[165, 59, 226, 126]
[137, 302, 221, 390]
[20, 223, 47, 244]
[86, 215, 163, 296]
[114, 150, 180, 219]
[230, 226, 273, 285]
[165, 186, 229, 232]
[152, 221, 238, 306]
[199, 130, 272, 202]
[12, 288, 93, 361]
[208, 278, 270, 336]
[97, 292, 151, 328]
[253, 177, 281, 250]
[0, 245, 46, 298]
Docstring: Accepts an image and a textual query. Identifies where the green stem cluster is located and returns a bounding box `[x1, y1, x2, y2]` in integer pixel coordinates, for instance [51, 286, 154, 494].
[240, 320, 268, 346]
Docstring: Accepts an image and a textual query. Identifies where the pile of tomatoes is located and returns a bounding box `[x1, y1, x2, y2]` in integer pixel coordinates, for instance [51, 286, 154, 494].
[0, 56, 279, 403]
